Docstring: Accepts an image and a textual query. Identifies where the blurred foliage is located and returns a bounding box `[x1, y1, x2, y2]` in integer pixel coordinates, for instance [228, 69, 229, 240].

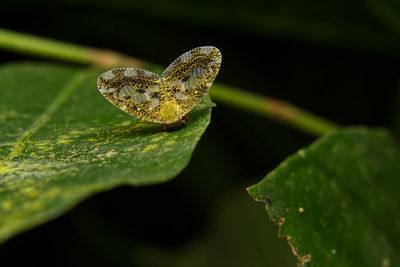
[249, 128, 400, 266]
[0, 0, 399, 266]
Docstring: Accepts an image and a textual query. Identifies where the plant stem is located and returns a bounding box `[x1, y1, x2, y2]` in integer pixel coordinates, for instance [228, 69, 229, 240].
[0, 28, 145, 67]
[209, 84, 339, 136]
[0, 27, 339, 136]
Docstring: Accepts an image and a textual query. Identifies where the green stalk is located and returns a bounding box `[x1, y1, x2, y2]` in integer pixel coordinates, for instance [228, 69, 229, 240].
[0, 28, 145, 67]
[0, 28, 91, 63]
[0, 27, 339, 136]
[209, 84, 339, 136]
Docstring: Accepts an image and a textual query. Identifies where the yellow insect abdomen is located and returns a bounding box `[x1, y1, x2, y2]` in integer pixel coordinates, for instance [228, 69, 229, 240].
[158, 100, 182, 123]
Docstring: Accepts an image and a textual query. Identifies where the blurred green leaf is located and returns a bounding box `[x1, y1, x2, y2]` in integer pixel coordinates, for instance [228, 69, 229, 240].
[0, 62, 212, 244]
[248, 128, 400, 266]
[130, 186, 297, 267]
[389, 78, 400, 136]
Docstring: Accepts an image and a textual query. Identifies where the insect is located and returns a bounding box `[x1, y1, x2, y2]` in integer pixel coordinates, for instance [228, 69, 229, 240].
[97, 46, 222, 124]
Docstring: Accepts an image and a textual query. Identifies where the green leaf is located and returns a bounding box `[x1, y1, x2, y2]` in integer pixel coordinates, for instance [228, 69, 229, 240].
[247, 128, 400, 266]
[130, 186, 297, 267]
[0, 62, 212, 244]
[389, 78, 400, 136]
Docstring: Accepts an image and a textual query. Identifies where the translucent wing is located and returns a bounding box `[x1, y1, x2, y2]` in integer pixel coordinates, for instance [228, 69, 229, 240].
[162, 46, 222, 115]
[97, 47, 222, 124]
[97, 68, 164, 123]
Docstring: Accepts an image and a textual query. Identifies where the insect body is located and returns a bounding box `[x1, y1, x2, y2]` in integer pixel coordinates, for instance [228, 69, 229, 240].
[97, 46, 222, 124]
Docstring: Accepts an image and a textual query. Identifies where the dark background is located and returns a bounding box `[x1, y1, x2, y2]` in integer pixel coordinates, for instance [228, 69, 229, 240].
[0, 0, 399, 266]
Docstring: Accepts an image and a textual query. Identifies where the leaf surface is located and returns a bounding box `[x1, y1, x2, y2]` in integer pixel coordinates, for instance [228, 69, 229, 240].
[0, 62, 212, 243]
[247, 128, 400, 266]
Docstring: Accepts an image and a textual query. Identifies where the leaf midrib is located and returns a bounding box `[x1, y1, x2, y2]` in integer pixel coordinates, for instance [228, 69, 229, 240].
[3, 69, 89, 163]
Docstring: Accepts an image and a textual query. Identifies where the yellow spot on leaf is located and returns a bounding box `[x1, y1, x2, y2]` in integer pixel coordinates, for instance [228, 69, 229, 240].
[21, 187, 38, 198]
[24, 201, 42, 211]
[132, 123, 147, 129]
[69, 130, 84, 135]
[0, 109, 18, 121]
[142, 144, 158, 153]
[150, 136, 164, 142]
[115, 121, 131, 127]
[57, 136, 72, 144]
[0, 165, 10, 175]
[105, 150, 118, 157]
[2, 201, 12, 210]
[124, 147, 136, 152]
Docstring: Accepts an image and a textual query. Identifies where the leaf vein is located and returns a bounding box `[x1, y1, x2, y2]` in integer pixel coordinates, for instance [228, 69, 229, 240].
[3, 70, 89, 162]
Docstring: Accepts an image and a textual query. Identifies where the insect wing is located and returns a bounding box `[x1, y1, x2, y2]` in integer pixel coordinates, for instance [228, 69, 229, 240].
[97, 68, 164, 123]
[162, 46, 222, 114]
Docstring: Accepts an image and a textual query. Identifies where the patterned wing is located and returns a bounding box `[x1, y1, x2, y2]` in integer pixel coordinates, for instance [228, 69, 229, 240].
[97, 68, 164, 123]
[162, 46, 222, 115]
